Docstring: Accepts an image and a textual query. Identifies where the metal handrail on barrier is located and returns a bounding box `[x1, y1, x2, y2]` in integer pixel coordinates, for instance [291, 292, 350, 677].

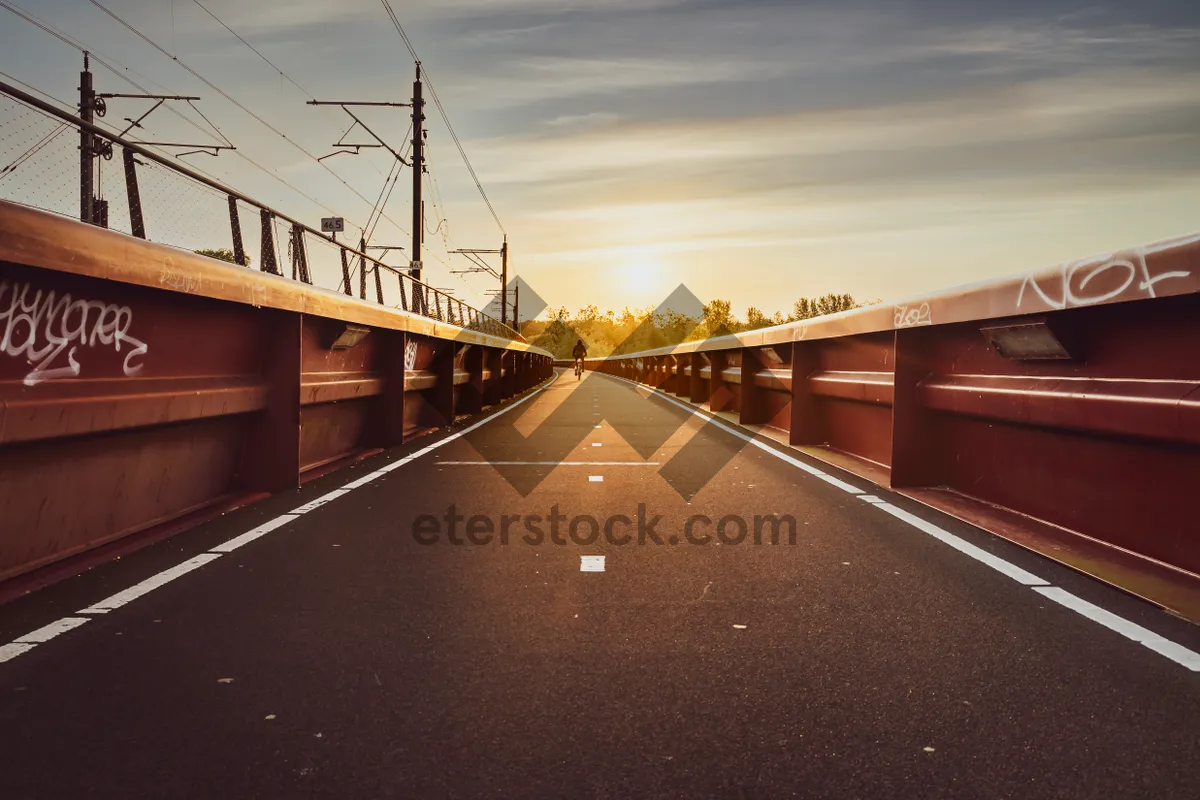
[0, 198, 552, 593]
[585, 231, 1200, 620]
[0, 79, 522, 342]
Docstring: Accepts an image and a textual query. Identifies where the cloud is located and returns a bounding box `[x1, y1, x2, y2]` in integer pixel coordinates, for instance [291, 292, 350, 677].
[449, 55, 798, 109]
[545, 111, 621, 128]
[467, 66, 1200, 187]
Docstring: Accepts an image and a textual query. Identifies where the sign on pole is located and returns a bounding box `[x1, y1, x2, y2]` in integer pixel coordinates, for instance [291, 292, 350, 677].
[321, 217, 345, 233]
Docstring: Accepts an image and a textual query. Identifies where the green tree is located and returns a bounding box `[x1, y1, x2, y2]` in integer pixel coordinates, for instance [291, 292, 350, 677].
[745, 306, 784, 330]
[196, 247, 250, 266]
[790, 293, 858, 321]
[657, 308, 700, 342]
[531, 292, 861, 359]
[702, 299, 737, 338]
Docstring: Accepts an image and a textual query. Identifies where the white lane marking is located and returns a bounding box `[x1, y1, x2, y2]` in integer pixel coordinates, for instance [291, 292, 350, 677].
[0, 379, 559, 665]
[0, 643, 37, 663]
[597, 371, 1200, 672]
[1032, 587, 1200, 672]
[15, 617, 91, 643]
[437, 461, 657, 466]
[580, 555, 605, 572]
[342, 469, 391, 489]
[589, 475, 604, 482]
[859, 495, 885, 504]
[354, 380, 555, 483]
[210, 515, 299, 554]
[873, 502, 1047, 586]
[606, 373, 863, 494]
[594, 425, 602, 429]
[592, 443, 602, 447]
[292, 490, 350, 514]
[80, 554, 224, 614]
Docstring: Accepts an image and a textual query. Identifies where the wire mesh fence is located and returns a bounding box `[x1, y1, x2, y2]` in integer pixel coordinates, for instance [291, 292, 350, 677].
[133, 153, 232, 252]
[0, 84, 523, 342]
[0, 95, 79, 220]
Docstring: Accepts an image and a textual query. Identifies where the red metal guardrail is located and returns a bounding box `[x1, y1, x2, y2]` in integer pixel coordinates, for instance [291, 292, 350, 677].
[0, 200, 552, 594]
[587, 231, 1200, 620]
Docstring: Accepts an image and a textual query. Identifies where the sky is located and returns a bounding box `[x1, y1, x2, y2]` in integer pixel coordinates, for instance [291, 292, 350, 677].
[2, 0, 1199, 319]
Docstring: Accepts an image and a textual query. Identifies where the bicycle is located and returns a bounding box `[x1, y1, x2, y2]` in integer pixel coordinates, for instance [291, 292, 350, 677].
[574, 358, 584, 379]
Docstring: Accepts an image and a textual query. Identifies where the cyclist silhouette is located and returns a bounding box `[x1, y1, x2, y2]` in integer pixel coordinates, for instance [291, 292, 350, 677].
[572, 338, 587, 378]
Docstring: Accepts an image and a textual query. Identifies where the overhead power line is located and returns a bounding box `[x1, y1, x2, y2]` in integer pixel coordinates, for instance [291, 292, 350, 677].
[185, 0, 400, 206]
[0, 0, 356, 221]
[190, 0, 313, 99]
[377, 0, 506, 236]
[85, 0, 410, 236]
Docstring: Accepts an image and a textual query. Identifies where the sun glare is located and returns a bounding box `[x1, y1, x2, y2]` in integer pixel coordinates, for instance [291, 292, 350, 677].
[619, 252, 661, 299]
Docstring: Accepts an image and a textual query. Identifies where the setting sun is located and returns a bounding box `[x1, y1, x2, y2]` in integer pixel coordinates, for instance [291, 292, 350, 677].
[618, 251, 662, 301]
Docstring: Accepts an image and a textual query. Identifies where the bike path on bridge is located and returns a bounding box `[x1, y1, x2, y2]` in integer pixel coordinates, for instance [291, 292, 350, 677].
[1, 369, 1198, 799]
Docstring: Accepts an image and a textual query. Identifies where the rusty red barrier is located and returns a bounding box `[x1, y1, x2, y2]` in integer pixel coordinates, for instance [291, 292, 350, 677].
[593, 231, 1200, 619]
[0, 201, 552, 587]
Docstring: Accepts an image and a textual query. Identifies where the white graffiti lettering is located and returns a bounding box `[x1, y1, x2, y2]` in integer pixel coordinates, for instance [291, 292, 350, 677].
[1017, 249, 1192, 311]
[0, 280, 150, 386]
[404, 339, 419, 371]
[159, 262, 201, 293]
[894, 302, 932, 328]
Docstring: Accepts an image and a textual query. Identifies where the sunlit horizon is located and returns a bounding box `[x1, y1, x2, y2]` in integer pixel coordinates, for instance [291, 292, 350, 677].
[1, 0, 1198, 319]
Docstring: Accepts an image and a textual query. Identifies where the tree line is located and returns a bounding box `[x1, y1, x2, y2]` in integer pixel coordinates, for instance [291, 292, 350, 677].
[524, 294, 875, 360]
[194, 247, 870, 361]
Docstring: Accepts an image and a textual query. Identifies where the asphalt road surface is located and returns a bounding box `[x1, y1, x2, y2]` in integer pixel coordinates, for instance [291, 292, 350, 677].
[1, 369, 1198, 799]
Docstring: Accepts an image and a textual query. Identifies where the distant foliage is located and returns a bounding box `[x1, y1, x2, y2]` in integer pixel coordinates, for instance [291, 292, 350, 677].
[744, 306, 785, 330]
[789, 293, 858, 321]
[524, 292, 868, 360]
[196, 247, 250, 266]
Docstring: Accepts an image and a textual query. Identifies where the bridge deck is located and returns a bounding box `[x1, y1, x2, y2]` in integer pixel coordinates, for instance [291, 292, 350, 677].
[1, 369, 1198, 798]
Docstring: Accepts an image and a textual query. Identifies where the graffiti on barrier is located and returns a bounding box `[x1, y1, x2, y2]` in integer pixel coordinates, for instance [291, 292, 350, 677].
[894, 302, 932, 328]
[1017, 249, 1192, 311]
[0, 280, 150, 386]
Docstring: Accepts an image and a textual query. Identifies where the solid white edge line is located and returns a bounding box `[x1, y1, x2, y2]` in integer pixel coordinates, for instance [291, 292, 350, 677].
[210, 515, 299, 554]
[596, 371, 1200, 672]
[292, 489, 350, 514]
[80, 554, 225, 614]
[605, 374, 863, 494]
[436, 461, 659, 466]
[1032, 587, 1200, 672]
[343, 469, 390, 489]
[873, 502, 1048, 587]
[0, 378, 558, 665]
[15, 616, 92, 643]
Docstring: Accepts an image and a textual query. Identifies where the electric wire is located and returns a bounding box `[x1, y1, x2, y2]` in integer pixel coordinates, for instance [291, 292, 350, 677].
[0, 1, 354, 221]
[85, 0, 410, 236]
[3, 0, 481, 309]
[377, 0, 505, 236]
[190, 0, 313, 99]
[184, 0, 399, 199]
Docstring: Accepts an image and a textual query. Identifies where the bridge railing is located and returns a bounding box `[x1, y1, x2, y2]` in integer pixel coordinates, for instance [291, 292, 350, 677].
[587, 233, 1200, 619]
[0, 80, 519, 342]
[0, 198, 552, 595]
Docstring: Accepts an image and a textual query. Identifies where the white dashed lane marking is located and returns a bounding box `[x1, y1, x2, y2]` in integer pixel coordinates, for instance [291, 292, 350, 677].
[598, 371, 1200, 673]
[580, 556, 606, 572]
